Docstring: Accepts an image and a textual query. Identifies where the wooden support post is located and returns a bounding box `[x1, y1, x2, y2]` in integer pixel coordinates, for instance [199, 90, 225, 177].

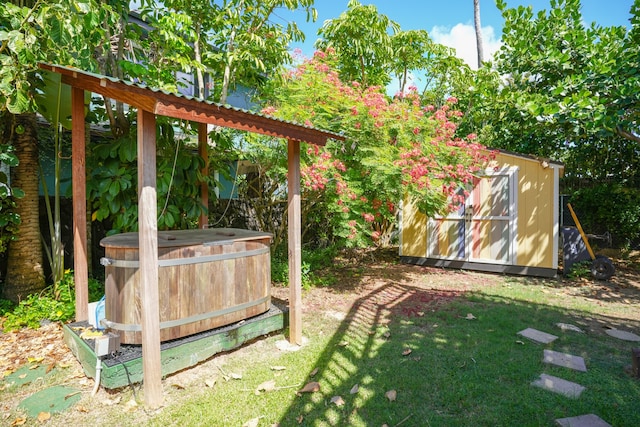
[71, 87, 88, 322]
[198, 123, 209, 229]
[137, 109, 163, 407]
[287, 139, 302, 345]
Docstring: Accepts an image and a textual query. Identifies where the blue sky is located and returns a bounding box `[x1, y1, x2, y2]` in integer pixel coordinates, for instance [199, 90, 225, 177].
[276, 0, 636, 69]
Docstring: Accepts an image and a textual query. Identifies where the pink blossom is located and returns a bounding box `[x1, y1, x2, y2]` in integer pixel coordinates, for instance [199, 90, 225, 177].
[261, 106, 276, 115]
[363, 213, 375, 223]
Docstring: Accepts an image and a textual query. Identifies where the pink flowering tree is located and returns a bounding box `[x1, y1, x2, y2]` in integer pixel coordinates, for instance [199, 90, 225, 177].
[259, 49, 492, 247]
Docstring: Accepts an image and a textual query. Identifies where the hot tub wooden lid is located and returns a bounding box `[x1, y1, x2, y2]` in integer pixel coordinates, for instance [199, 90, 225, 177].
[100, 228, 273, 249]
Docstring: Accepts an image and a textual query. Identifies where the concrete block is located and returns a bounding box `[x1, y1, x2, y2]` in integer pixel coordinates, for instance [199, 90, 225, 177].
[544, 349, 587, 372]
[555, 414, 612, 427]
[531, 373, 585, 398]
[518, 327, 558, 344]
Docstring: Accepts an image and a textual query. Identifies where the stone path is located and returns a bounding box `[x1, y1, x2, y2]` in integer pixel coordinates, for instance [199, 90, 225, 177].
[521, 325, 608, 426]
[524, 322, 640, 425]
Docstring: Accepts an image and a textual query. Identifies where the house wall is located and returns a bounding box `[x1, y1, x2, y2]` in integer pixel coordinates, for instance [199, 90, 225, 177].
[400, 150, 563, 273]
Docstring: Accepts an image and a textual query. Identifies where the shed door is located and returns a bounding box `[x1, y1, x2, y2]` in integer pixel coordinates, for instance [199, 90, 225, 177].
[427, 167, 518, 264]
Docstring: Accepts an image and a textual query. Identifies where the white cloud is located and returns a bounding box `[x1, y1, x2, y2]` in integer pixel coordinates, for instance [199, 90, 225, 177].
[430, 23, 502, 70]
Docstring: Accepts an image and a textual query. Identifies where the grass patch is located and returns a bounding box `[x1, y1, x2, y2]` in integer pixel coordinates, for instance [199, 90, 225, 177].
[4, 255, 638, 426]
[127, 280, 639, 426]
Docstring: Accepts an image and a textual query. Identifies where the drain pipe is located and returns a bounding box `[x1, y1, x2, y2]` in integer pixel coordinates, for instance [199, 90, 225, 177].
[91, 357, 102, 396]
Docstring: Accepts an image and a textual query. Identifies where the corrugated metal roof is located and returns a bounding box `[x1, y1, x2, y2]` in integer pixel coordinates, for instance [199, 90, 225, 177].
[39, 63, 345, 145]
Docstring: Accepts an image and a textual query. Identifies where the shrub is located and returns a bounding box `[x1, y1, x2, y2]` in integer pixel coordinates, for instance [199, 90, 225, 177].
[1, 270, 104, 331]
[570, 184, 640, 249]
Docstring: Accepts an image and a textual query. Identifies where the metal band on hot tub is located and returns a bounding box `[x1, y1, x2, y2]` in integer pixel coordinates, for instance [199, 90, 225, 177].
[100, 246, 270, 268]
[100, 295, 270, 332]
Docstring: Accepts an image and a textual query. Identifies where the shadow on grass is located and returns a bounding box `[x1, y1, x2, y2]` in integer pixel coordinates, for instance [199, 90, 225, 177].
[277, 281, 640, 426]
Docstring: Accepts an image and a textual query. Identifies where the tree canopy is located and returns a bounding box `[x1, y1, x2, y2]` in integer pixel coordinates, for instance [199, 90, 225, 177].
[470, 0, 640, 185]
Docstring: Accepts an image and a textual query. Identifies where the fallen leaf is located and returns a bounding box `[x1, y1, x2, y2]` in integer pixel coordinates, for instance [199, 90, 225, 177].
[10, 417, 26, 426]
[383, 331, 391, 339]
[28, 357, 44, 363]
[402, 348, 412, 356]
[296, 415, 304, 424]
[171, 383, 185, 390]
[515, 340, 525, 345]
[76, 406, 89, 413]
[37, 412, 51, 422]
[338, 341, 349, 347]
[256, 379, 276, 394]
[79, 329, 104, 339]
[205, 378, 217, 388]
[18, 374, 27, 379]
[350, 384, 359, 394]
[45, 363, 55, 374]
[465, 313, 476, 320]
[243, 418, 260, 427]
[309, 368, 318, 377]
[270, 366, 286, 371]
[230, 372, 242, 380]
[124, 398, 138, 413]
[385, 389, 397, 402]
[102, 396, 122, 406]
[417, 311, 425, 317]
[28, 365, 40, 370]
[330, 395, 345, 406]
[298, 381, 320, 394]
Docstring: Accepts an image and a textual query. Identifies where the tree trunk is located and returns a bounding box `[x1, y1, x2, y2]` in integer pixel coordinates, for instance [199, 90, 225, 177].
[2, 113, 45, 302]
[473, 0, 484, 68]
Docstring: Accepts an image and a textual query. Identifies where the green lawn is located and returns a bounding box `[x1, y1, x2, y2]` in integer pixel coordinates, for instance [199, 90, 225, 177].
[3, 262, 639, 427]
[136, 276, 640, 426]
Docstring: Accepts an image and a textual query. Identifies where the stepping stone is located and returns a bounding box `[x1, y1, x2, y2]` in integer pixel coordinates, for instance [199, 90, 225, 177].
[556, 323, 584, 333]
[18, 386, 81, 418]
[555, 414, 612, 427]
[518, 327, 558, 344]
[531, 373, 585, 398]
[604, 329, 640, 342]
[2, 364, 52, 387]
[544, 349, 587, 372]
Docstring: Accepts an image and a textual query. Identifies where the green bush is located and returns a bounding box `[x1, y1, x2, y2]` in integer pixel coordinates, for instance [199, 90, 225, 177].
[270, 245, 339, 288]
[1, 271, 104, 331]
[570, 184, 640, 249]
[565, 260, 592, 280]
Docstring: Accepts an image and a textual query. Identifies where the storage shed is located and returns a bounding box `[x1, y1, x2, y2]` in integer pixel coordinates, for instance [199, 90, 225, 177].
[400, 149, 564, 278]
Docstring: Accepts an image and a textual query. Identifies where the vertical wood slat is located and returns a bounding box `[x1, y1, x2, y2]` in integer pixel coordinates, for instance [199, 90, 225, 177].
[71, 87, 88, 322]
[287, 139, 302, 345]
[137, 109, 163, 408]
[198, 123, 208, 229]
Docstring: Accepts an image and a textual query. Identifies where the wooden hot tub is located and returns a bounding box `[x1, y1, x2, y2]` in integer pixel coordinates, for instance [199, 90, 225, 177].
[100, 228, 272, 344]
